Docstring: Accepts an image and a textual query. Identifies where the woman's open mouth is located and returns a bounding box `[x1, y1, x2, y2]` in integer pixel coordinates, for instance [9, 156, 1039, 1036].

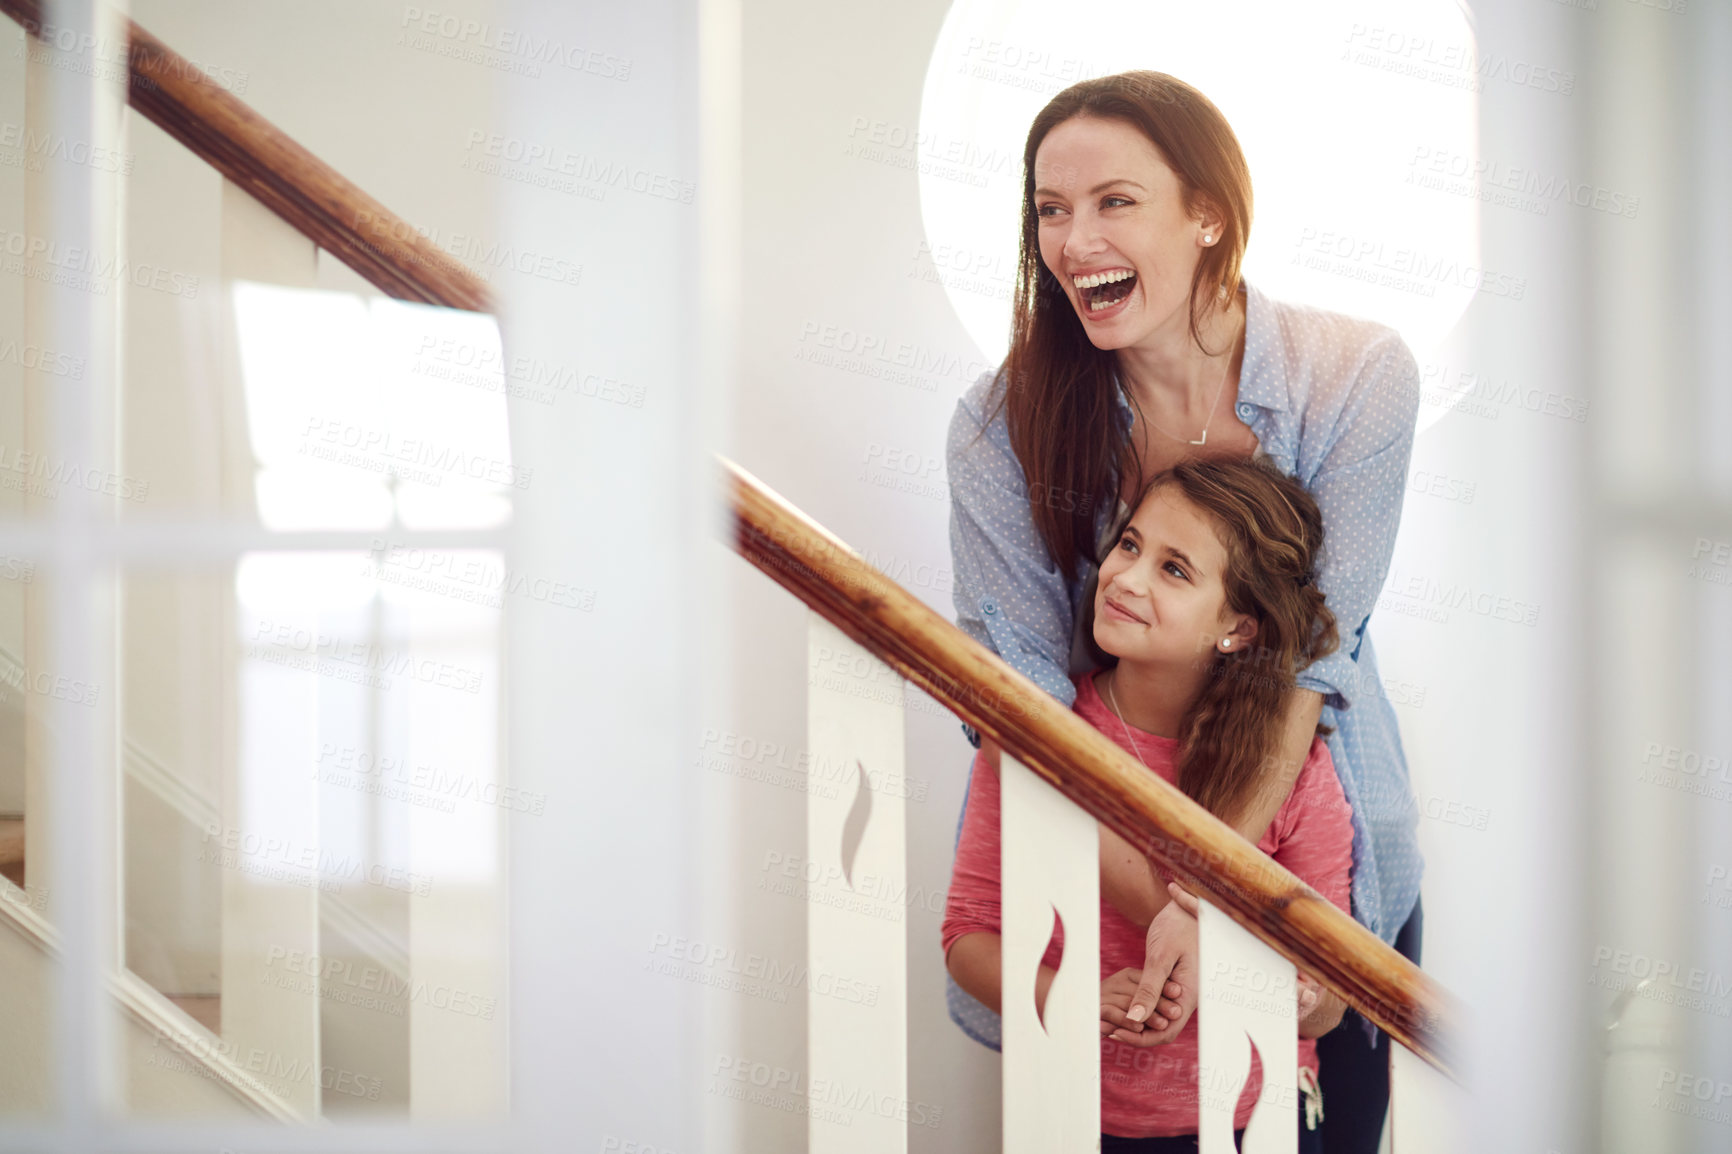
[1073, 268, 1137, 318]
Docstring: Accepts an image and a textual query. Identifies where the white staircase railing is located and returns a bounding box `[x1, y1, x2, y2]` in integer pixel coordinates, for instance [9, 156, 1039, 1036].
[805, 617, 910, 1152]
[999, 741, 1101, 1152]
[733, 459, 1465, 1152]
[806, 611, 1462, 1151]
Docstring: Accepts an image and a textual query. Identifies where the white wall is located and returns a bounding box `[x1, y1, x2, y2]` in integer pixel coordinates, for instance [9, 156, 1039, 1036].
[722, 3, 1005, 1149]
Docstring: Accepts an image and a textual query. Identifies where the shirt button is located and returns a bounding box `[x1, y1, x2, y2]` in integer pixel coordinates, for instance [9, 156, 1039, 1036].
[1236, 403, 1255, 421]
[982, 599, 998, 616]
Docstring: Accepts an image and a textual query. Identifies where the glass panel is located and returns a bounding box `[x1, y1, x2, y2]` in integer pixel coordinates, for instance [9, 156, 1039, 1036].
[118, 108, 516, 533]
[0, 28, 90, 532]
[120, 556, 507, 1120]
[231, 284, 516, 534]
[0, 568, 56, 1120]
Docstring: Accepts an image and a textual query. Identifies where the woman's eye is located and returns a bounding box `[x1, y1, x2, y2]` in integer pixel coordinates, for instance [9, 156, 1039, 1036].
[1037, 203, 1064, 217]
[1103, 196, 1132, 208]
[1164, 561, 1188, 580]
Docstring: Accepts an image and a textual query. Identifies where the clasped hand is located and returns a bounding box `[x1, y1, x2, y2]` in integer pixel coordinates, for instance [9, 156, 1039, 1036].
[1099, 882, 1197, 1046]
[1101, 882, 1324, 1045]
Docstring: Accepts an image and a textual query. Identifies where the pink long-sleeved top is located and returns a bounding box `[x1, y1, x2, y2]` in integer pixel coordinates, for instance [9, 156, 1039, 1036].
[940, 671, 1354, 1139]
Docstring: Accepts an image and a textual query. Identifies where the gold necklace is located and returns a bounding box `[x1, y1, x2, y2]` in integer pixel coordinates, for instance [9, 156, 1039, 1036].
[1133, 312, 1243, 448]
[1100, 669, 1153, 773]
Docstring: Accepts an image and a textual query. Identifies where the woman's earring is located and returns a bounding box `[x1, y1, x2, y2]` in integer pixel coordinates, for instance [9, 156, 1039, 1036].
[1220, 638, 1231, 650]
[1203, 233, 1214, 244]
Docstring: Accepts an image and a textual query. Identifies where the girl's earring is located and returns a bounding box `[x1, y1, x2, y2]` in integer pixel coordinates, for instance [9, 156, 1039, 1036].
[1203, 233, 1214, 244]
[1220, 638, 1232, 650]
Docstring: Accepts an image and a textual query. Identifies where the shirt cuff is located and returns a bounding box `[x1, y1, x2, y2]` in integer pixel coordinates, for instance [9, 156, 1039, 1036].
[971, 597, 1079, 710]
[1296, 649, 1356, 711]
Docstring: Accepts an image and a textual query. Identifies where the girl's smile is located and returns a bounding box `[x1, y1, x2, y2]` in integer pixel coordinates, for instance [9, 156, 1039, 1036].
[1102, 595, 1147, 625]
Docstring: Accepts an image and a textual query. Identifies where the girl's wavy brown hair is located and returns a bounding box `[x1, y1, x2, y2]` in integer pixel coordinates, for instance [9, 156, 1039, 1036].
[1100, 456, 1337, 827]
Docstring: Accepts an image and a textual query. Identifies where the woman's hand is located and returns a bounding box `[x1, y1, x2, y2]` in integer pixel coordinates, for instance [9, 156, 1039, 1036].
[1145, 883, 1342, 1037]
[1165, 880, 1201, 916]
[1109, 894, 1198, 1047]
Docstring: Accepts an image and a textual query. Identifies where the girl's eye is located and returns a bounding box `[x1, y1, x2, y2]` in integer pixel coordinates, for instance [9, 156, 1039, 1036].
[1164, 561, 1189, 580]
[1117, 535, 1138, 554]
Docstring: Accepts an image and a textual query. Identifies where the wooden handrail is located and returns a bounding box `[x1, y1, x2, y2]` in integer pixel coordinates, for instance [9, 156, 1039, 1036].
[725, 456, 1460, 1078]
[1, 0, 491, 312]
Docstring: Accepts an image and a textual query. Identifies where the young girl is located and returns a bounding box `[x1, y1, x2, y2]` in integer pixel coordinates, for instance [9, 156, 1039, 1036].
[942, 456, 1355, 1153]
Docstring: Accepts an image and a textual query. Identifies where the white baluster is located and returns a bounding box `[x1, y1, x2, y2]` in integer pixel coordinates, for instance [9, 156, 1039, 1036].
[806, 614, 907, 1153]
[218, 180, 323, 1117]
[1388, 1038, 1464, 1152]
[1198, 901, 1298, 1154]
[1001, 754, 1100, 1154]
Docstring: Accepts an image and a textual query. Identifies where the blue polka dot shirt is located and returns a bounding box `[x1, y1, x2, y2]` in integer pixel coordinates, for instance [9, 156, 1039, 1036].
[943, 278, 1425, 1050]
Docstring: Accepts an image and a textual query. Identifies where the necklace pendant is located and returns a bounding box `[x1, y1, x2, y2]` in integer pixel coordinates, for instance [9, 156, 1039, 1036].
[1188, 429, 1208, 446]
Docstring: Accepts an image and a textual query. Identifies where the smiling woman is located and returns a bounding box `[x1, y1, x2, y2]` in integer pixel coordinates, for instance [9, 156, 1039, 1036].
[916, 0, 1483, 433]
[1030, 109, 1247, 341]
[943, 70, 1427, 1154]
[1014, 92, 1256, 535]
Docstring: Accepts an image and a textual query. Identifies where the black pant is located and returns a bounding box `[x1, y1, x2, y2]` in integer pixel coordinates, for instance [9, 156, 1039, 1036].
[1102, 1130, 1244, 1153]
[1104, 1126, 1316, 1152]
[1313, 896, 1424, 1154]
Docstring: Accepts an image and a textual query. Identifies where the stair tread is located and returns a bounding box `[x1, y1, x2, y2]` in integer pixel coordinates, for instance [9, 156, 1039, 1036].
[165, 994, 222, 1035]
[0, 817, 21, 887]
[0, 816, 21, 866]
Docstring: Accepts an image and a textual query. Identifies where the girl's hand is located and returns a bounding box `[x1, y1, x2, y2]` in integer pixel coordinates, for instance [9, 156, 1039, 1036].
[1296, 970, 1322, 1018]
[979, 735, 1002, 775]
[1100, 967, 1182, 1042]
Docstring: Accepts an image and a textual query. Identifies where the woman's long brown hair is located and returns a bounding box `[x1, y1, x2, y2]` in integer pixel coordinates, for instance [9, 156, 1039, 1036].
[1107, 457, 1338, 827]
[985, 71, 1254, 584]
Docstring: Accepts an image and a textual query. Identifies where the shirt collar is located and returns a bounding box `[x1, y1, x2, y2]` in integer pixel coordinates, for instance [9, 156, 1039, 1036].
[1236, 277, 1288, 415]
[1110, 276, 1290, 419]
